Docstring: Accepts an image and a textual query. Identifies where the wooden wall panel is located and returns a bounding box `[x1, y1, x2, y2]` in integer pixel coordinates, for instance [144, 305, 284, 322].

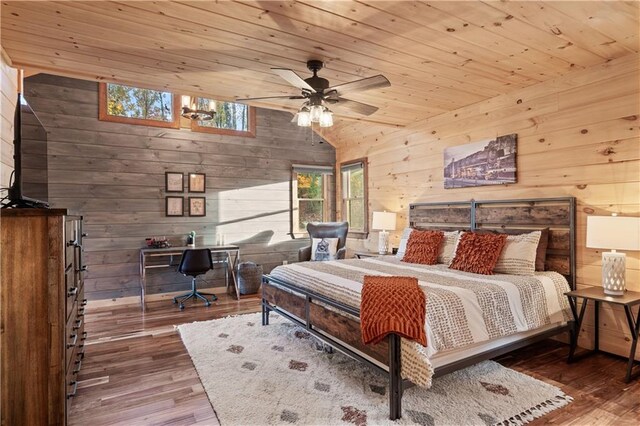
[0, 51, 17, 188]
[330, 53, 640, 360]
[24, 74, 335, 300]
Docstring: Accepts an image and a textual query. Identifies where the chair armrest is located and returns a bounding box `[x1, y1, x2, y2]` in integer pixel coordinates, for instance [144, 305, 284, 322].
[298, 246, 311, 262]
[336, 247, 347, 260]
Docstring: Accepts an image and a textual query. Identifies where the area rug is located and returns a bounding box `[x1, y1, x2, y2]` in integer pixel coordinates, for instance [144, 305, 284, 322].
[178, 313, 571, 426]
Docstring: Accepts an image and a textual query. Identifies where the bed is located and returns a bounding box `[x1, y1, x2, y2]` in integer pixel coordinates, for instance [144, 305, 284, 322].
[261, 197, 576, 420]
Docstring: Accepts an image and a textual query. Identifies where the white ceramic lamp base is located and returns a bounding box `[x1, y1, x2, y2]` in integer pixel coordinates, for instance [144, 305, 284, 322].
[378, 230, 389, 255]
[602, 250, 626, 296]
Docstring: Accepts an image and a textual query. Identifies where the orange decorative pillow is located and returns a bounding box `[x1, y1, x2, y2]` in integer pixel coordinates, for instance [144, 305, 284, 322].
[449, 231, 508, 275]
[402, 230, 444, 265]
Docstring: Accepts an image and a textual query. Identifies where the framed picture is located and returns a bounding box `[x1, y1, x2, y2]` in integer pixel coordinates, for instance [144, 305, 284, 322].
[165, 172, 184, 193]
[443, 133, 517, 189]
[189, 197, 206, 217]
[165, 196, 184, 217]
[188, 173, 206, 193]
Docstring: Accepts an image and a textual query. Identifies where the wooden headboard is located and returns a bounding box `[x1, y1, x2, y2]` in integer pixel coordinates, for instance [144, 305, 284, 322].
[409, 197, 576, 289]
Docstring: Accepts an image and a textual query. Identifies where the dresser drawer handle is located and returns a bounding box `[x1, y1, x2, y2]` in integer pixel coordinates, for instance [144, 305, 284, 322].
[67, 381, 78, 399]
[67, 287, 78, 297]
[76, 265, 88, 273]
[67, 333, 78, 348]
[73, 358, 83, 374]
[82, 232, 88, 237]
[73, 318, 83, 330]
[67, 240, 79, 248]
[81, 299, 88, 307]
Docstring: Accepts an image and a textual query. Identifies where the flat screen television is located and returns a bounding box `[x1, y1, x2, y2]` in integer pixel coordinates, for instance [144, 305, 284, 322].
[3, 93, 49, 208]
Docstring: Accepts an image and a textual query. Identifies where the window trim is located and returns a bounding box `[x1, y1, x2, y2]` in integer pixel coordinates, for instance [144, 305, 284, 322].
[190, 105, 257, 138]
[340, 158, 368, 239]
[98, 82, 180, 128]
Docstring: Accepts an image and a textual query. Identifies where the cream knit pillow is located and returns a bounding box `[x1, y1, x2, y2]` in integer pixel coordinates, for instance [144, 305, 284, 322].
[493, 231, 541, 275]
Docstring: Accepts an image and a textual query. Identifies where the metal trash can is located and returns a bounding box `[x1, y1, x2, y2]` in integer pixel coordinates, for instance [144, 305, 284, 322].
[237, 262, 263, 295]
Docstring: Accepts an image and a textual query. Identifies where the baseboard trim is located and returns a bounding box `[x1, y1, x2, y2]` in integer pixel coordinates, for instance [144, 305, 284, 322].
[85, 287, 229, 308]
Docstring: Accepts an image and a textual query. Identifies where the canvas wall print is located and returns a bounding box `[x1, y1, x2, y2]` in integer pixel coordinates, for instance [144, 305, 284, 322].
[444, 133, 517, 189]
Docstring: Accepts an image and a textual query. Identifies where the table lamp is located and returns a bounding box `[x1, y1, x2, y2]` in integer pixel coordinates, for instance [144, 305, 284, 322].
[372, 211, 397, 255]
[586, 214, 640, 296]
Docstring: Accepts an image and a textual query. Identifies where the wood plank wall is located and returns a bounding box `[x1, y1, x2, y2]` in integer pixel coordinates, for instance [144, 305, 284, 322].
[24, 74, 335, 300]
[327, 53, 640, 360]
[1, 51, 17, 188]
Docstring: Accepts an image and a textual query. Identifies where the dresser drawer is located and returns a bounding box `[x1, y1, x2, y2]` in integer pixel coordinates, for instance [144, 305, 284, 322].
[65, 301, 79, 367]
[65, 268, 78, 321]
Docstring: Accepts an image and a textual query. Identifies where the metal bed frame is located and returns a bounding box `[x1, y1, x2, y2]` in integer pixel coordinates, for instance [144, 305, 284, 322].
[262, 197, 576, 420]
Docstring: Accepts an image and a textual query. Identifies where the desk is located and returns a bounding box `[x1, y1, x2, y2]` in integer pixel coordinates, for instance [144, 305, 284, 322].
[139, 245, 241, 310]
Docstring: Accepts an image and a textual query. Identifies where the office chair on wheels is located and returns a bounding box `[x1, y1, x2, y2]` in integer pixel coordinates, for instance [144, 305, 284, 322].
[173, 248, 218, 310]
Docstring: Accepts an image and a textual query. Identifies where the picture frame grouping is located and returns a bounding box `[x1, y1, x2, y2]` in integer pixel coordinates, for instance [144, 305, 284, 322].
[164, 172, 207, 217]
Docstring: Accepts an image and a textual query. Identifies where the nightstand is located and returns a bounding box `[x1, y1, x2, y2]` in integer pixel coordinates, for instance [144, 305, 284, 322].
[354, 251, 381, 259]
[565, 287, 640, 383]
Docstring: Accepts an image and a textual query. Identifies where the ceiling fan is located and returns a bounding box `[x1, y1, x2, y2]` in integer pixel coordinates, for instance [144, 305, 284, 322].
[236, 60, 390, 127]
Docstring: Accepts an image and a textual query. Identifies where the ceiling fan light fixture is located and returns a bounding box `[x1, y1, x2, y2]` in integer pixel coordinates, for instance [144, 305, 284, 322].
[319, 107, 333, 127]
[181, 95, 216, 121]
[310, 104, 323, 123]
[297, 107, 311, 127]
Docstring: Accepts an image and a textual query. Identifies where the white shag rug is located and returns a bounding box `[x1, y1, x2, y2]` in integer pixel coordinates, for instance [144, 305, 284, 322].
[178, 313, 571, 426]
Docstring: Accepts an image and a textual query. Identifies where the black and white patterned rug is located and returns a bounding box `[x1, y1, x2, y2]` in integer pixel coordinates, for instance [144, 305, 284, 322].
[178, 313, 571, 425]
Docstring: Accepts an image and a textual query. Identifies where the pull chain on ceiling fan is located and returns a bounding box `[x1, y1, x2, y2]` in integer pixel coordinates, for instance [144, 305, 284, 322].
[236, 60, 390, 127]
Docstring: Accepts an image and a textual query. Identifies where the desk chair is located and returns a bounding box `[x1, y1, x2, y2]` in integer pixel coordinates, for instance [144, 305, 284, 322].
[173, 248, 218, 310]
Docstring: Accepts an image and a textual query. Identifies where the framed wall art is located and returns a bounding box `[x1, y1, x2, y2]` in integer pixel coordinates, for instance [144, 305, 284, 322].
[444, 133, 517, 189]
[165, 172, 184, 193]
[165, 196, 184, 217]
[188, 173, 206, 193]
[189, 197, 206, 217]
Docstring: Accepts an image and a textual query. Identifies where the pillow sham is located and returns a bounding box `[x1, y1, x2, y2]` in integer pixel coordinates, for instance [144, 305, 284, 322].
[396, 227, 413, 259]
[493, 230, 541, 275]
[311, 237, 339, 261]
[402, 230, 444, 265]
[438, 230, 460, 265]
[449, 232, 507, 275]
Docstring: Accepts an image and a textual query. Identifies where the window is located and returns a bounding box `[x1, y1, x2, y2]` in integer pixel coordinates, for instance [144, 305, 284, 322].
[98, 83, 180, 128]
[341, 159, 367, 235]
[191, 97, 256, 137]
[292, 165, 333, 235]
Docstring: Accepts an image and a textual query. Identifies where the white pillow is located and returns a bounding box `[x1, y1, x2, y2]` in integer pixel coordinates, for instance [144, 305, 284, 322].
[311, 237, 339, 261]
[438, 231, 460, 265]
[493, 231, 541, 275]
[395, 227, 413, 259]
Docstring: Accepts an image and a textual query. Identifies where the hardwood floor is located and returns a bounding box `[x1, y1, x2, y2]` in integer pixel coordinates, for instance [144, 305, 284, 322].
[71, 295, 639, 425]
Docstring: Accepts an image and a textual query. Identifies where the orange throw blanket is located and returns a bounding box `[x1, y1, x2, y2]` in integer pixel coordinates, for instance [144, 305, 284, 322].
[360, 275, 427, 347]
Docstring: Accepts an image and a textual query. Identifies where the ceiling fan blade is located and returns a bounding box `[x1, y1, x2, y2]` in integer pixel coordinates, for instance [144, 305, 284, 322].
[235, 95, 306, 102]
[326, 75, 390, 95]
[332, 98, 379, 116]
[272, 68, 316, 93]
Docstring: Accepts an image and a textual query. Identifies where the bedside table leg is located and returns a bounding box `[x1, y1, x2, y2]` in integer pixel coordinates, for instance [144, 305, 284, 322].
[623, 306, 640, 383]
[594, 300, 600, 352]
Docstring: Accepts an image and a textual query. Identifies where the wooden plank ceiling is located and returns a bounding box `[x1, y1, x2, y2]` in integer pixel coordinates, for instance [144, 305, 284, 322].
[2, 1, 638, 128]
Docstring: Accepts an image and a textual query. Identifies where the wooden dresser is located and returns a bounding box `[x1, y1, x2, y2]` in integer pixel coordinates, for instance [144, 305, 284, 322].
[1, 209, 87, 425]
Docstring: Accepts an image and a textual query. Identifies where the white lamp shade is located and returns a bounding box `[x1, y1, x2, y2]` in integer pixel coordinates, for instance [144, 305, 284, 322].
[372, 211, 397, 231]
[586, 215, 640, 251]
